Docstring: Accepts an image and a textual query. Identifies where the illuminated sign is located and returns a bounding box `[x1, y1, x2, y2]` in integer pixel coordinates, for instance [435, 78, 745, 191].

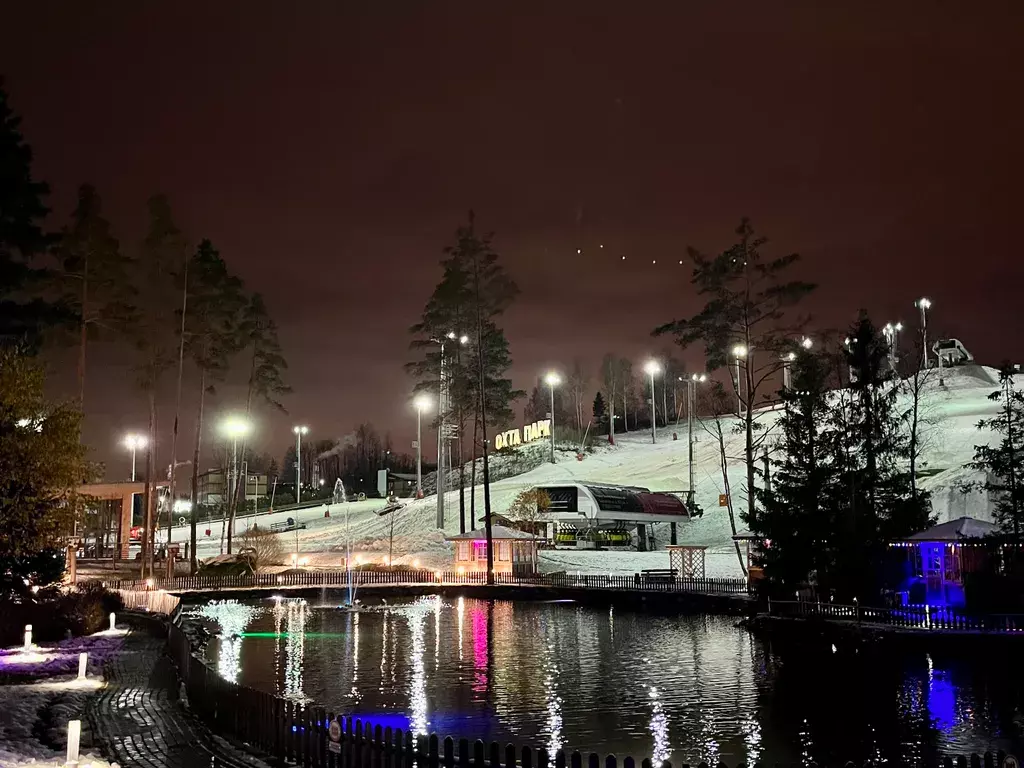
[494, 419, 551, 450]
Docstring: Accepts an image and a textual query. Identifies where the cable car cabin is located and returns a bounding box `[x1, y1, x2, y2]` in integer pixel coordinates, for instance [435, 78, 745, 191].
[446, 525, 541, 577]
[532, 482, 690, 551]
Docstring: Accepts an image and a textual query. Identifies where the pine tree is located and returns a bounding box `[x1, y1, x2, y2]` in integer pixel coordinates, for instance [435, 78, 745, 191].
[654, 219, 815, 528]
[0, 349, 90, 596]
[226, 293, 290, 552]
[131, 194, 187, 577]
[824, 314, 932, 598]
[182, 240, 247, 573]
[752, 348, 832, 591]
[407, 215, 522, 538]
[592, 391, 606, 427]
[55, 184, 135, 406]
[965, 365, 1024, 539]
[0, 82, 64, 350]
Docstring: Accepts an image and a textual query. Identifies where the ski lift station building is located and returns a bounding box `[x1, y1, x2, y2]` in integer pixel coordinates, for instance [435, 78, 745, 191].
[530, 482, 691, 550]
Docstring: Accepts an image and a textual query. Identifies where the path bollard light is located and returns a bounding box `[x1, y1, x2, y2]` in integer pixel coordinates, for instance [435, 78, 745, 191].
[23, 624, 32, 652]
[78, 652, 88, 680]
[109, 612, 116, 632]
[66, 718, 81, 766]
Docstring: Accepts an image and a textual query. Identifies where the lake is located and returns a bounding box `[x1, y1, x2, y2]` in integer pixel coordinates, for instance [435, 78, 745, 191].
[191, 594, 1024, 766]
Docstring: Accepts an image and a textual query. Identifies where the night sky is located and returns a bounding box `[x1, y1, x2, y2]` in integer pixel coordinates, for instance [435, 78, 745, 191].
[3, 3, 1023, 478]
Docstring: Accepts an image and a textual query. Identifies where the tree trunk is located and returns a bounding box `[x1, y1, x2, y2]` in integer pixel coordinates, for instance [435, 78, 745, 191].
[167, 258, 189, 559]
[228, 342, 258, 554]
[622, 390, 628, 432]
[608, 383, 616, 445]
[1005, 378, 1020, 539]
[470, 416, 478, 529]
[78, 256, 88, 406]
[458, 414, 466, 534]
[713, 416, 748, 577]
[142, 391, 157, 578]
[189, 368, 206, 575]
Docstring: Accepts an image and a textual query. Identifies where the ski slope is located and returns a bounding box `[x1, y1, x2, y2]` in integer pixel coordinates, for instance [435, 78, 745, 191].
[170, 365, 1008, 580]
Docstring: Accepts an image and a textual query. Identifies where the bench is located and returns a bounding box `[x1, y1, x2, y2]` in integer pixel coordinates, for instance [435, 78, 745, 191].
[638, 568, 677, 584]
[270, 521, 307, 533]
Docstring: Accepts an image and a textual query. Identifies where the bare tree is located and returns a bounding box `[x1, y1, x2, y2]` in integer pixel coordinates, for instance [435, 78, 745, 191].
[567, 359, 589, 432]
[600, 354, 619, 444]
[237, 527, 284, 573]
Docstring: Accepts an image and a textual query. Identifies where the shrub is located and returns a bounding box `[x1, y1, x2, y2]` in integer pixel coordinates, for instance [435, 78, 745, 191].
[236, 527, 284, 573]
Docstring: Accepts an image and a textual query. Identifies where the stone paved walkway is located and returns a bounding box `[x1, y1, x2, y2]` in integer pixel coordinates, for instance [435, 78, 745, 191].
[87, 631, 273, 768]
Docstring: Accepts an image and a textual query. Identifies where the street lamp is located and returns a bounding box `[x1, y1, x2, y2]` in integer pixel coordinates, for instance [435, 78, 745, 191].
[292, 425, 309, 503]
[732, 345, 748, 416]
[687, 373, 707, 507]
[123, 434, 148, 481]
[643, 360, 661, 444]
[883, 323, 903, 369]
[413, 394, 431, 498]
[782, 338, 813, 391]
[433, 331, 468, 528]
[544, 372, 561, 463]
[916, 297, 932, 370]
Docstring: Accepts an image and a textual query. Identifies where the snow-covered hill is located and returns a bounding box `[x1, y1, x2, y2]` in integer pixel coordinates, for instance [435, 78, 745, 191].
[172, 365, 1008, 580]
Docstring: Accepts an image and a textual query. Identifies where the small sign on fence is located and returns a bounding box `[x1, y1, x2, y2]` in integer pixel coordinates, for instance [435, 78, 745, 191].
[328, 719, 341, 754]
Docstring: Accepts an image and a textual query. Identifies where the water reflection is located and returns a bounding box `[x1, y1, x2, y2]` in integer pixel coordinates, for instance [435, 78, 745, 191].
[284, 600, 307, 703]
[401, 599, 430, 736]
[195, 599, 259, 682]
[205, 595, 1024, 765]
[648, 685, 670, 767]
[349, 611, 360, 701]
[457, 596, 464, 662]
[542, 638, 563, 753]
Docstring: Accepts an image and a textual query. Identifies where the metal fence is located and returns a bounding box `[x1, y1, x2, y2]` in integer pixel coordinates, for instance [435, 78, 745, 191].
[103, 569, 751, 597]
[768, 599, 1024, 633]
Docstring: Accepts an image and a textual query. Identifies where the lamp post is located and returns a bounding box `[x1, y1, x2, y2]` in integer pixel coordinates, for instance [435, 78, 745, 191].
[434, 332, 468, 528]
[883, 323, 903, 370]
[292, 425, 309, 503]
[413, 395, 431, 499]
[544, 372, 561, 463]
[123, 434, 148, 481]
[732, 345, 748, 416]
[916, 297, 932, 370]
[687, 373, 707, 507]
[783, 337, 814, 389]
[643, 360, 660, 444]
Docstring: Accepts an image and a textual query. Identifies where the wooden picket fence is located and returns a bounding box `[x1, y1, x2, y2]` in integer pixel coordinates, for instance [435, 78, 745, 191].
[768, 599, 1024, 633]
[105, 568, 750, 597]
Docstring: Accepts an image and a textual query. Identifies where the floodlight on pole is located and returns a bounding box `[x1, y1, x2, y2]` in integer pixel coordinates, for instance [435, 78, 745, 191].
[123, 434, 148, 482]
[643, 360, 660, 443]
[221, 416, 252, 525]
[544, 372, 561, 463]
[916, 297, 932, 370]
[413, 394, 432, 498]
[292, 425, 309, 503]
[801, 337, 813, 350]
[732, 345, 748, 416]
[686, 373, 707, 508]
